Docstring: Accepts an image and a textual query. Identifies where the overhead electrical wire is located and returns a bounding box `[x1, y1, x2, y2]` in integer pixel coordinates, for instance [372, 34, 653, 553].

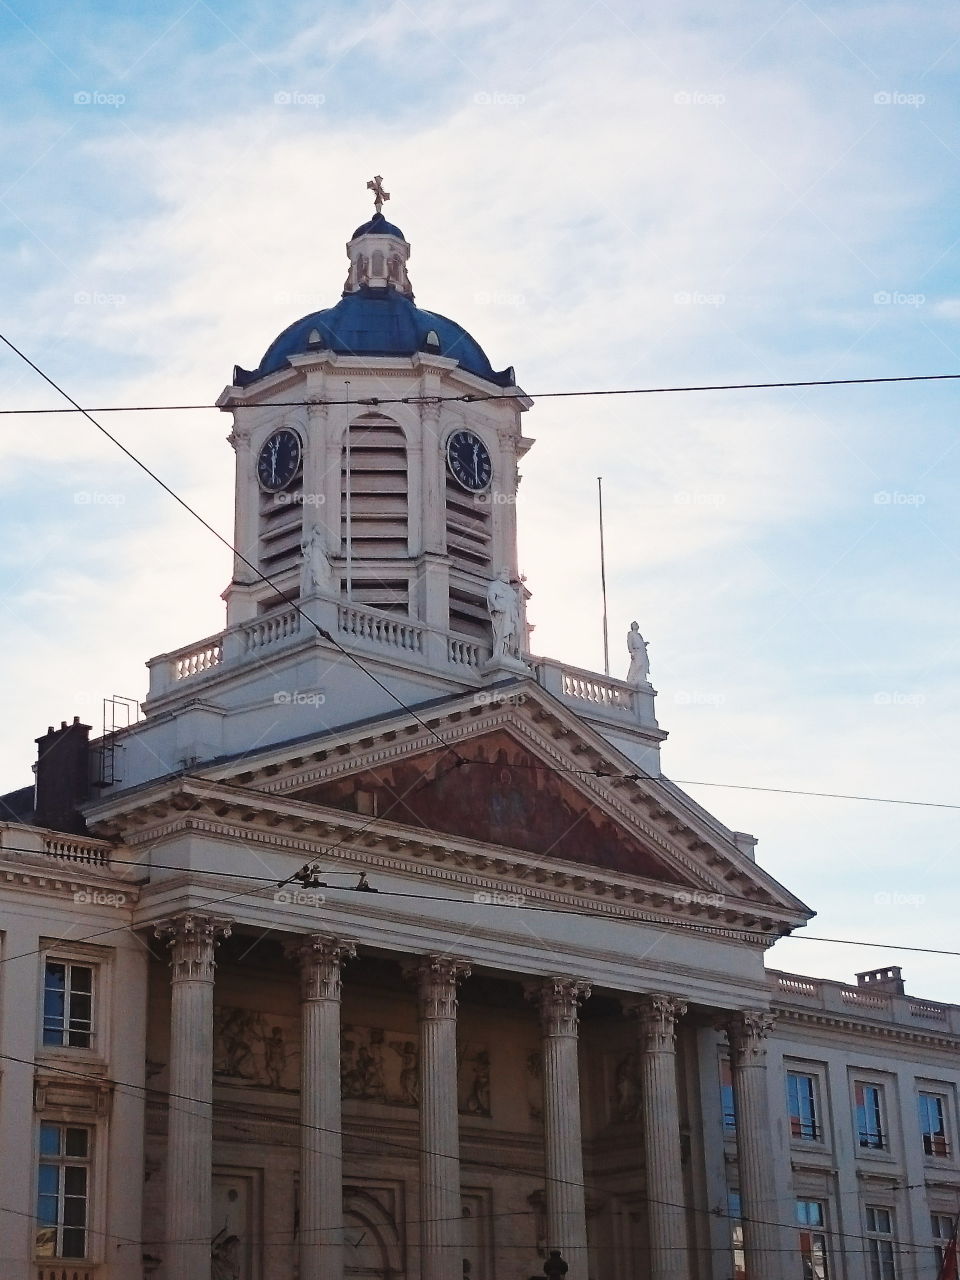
[0, 1046, 948, 1258]
[1, 370, 960, 415]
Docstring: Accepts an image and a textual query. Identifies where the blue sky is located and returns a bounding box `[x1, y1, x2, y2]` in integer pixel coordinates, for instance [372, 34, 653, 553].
[2, 0, 960, 996]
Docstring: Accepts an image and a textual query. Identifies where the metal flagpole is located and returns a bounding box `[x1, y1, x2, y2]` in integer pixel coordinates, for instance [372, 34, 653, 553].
[598, 476, 610, 676]
[344, 380, 352, 602]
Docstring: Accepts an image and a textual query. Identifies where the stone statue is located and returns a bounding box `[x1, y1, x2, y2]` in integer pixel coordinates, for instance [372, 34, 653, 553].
[626, 621, 650, 685]
[300, 524, 330, 595]
[487, 568, 522, 660]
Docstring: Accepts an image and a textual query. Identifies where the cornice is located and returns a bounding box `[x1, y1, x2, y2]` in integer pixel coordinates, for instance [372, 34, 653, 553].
[0, 859, 139, 906]
[773, 1004, 960, 1051]
[107, 779, 794, 942]
[203, 689, 793, 916]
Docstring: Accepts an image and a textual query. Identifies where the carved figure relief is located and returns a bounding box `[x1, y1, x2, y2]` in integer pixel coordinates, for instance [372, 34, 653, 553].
[457, 1043, 492, 1117]
[612, 1050, 642, 1123]
[342, 1025, 419, 1106]
[213, 1006, 299, 1091]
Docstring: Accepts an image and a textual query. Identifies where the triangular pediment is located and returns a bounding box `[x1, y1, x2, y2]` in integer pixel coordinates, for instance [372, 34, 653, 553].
[289, 727, 697, 886]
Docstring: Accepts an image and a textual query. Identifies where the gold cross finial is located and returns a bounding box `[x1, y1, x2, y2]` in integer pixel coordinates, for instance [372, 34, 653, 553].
[366, 175, 390, 215]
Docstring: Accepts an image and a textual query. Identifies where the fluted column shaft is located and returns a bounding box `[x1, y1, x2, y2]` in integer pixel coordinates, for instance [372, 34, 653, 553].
[411, 956, 471, 1280]
[724, 1012, 785, 1280]
[629, 995, 690, 1280]
[155, 914, 231, 1280]
[296, 936, 356, 1280]
[530, 977, 591, 1279]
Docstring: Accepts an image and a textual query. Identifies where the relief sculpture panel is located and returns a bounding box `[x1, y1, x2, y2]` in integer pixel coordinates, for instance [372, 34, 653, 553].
[342, 1025, 419, 1106]
[213, 1006, 299, 1091]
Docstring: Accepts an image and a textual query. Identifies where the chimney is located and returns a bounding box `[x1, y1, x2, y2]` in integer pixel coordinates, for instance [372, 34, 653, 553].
[855, 966, 905, 995]
[34, 717, 92, 834]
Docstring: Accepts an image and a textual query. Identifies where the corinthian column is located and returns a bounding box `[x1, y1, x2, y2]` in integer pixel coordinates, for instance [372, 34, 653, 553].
[625, 995, 690, 1280]
[155, 913, 231, 1280]
[722, 1012, 784, 1280]
[293, 935, 356, 1280]
[528, 977, 591, 1279]
[408, 956, 471, 1280]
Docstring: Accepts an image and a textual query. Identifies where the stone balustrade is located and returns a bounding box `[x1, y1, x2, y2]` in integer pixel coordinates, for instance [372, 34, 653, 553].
[770, 970, 960, 1034]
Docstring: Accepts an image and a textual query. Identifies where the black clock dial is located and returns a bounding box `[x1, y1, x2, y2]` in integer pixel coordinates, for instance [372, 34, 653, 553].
[257, 429, 302, 492]
[446, 430, 492, 493]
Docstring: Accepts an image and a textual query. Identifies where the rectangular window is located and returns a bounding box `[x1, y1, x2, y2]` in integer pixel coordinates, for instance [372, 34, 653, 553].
[42, 961, 94, 1048]
[788, 1072, 820, 1141]
[856, 1083, 886, 1150]
[932, 1212, 956, 1272]
[919, 1093, 950, 1158]
[720, 1057, 736, 1132]
[797, 1200, 831, 1279]
[865, 1205, 897, 1280]
[728, 1190, 745, 1280]
[36, 1123, 90, 1259]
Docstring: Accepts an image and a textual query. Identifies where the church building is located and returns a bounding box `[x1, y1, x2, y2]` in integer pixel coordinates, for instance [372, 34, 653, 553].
[1, 180, 958, 1280]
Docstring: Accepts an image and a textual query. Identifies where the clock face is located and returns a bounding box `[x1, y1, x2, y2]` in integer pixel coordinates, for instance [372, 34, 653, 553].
[257, 429, 302, 492]
[446, 430, 492, 493]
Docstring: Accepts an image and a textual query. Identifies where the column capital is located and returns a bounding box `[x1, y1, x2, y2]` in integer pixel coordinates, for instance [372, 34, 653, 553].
[404, 955, 471, 1019]
[720, 1010, 778, 1063]
[289, 934, 357, 1001]
[154, 913, 231, 982]
[526, 976, 592, 1036]
[624, 993, 687, 1052]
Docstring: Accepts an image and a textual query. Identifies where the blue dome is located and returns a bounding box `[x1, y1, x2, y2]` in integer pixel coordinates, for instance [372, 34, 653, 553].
[351, 211, 407, 240]
[234, 288, 516, 388]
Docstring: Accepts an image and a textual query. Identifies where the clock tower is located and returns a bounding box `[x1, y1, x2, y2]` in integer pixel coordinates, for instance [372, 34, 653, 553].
[219, 183, 534, 663]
